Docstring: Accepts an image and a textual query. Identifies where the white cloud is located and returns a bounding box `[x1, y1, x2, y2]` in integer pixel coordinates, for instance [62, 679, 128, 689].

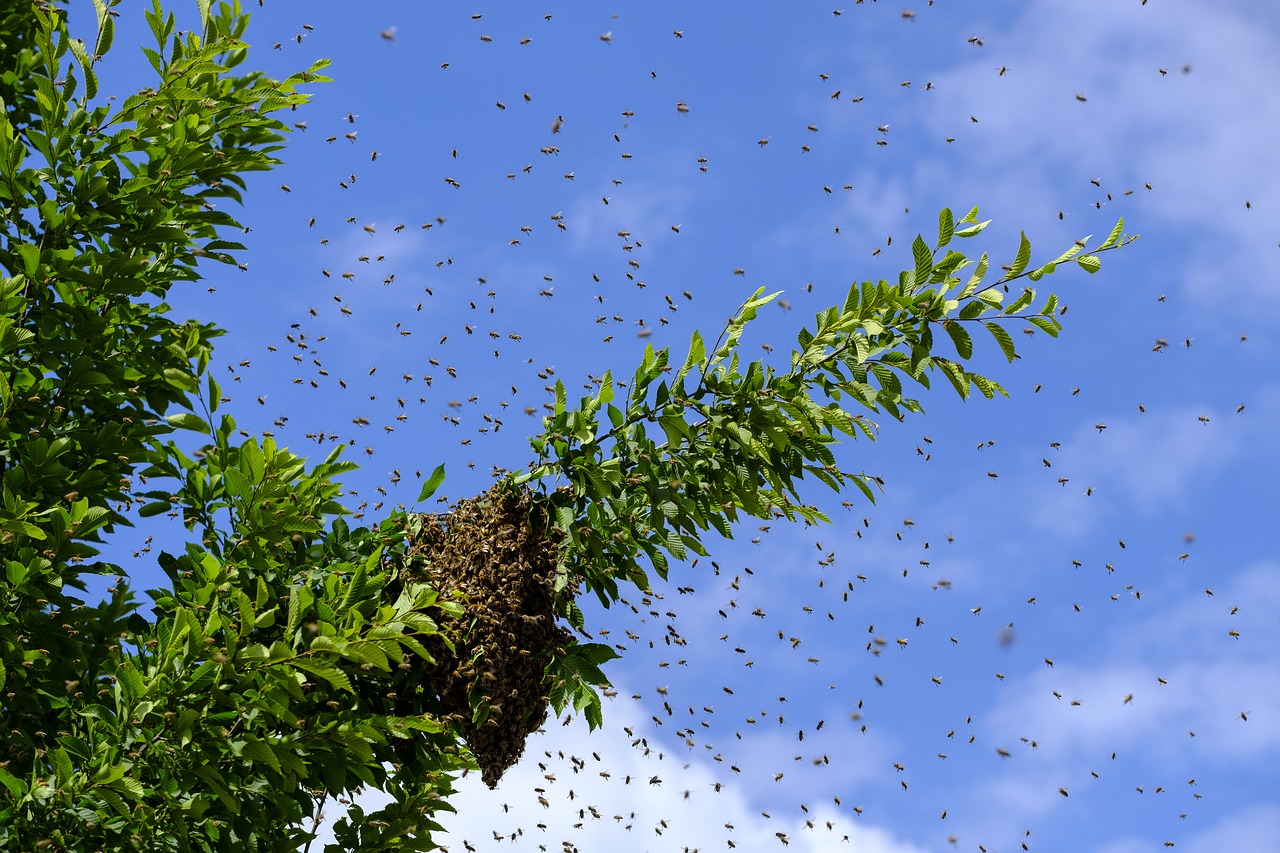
[772, 0, 1280, 310]
[914, 558, 1280, 847]
[560, 177, 694, 257]
[1024, 404, 1245, 536]
[981, 559, 1280, 763]
[915, 0, 1280, 303]
[436, 699, 929, 853]
[309, 697, 929, 853]
[1182, 803, 1280, 853]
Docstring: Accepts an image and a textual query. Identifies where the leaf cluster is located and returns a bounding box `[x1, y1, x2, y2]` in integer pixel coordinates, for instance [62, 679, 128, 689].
[0, 0, 1140, 846]
[520, 208, 1134, 728]
[0, 3, 476, 850]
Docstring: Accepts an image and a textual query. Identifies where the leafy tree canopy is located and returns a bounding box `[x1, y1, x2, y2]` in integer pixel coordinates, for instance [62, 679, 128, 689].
[0, 1, 1132, 850]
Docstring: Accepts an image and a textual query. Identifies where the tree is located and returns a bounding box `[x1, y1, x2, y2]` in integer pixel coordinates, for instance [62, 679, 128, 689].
[0, 2, 1133, 850]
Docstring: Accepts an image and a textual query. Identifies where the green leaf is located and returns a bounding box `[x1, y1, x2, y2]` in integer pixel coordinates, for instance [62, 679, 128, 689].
[937, 208, 955, 248]
[240, 439, 264, 485]
[191, 765, 239, 815]
[571, 643, 620, 669]
[1076, 254, 1101, 274]
[1006, 287, 1036, 314]
[1097, 216, 1125, 250]
[291, 657, 354, 693]
[0, 765, 26, 798]
[52, 747, 74, 785]
[206, 374, 222, 413]
[238, 733, 282, 774]
[935, 358, 970, 399]
[67, 35, 99, 100]
[675, 329, 706, 383]
[162, 368, 198, 393]
[137, 501, 172, 519]
[96, 3, 116, 56]
[942, 321, 973, 360]
[115, 660, 146, 699]
[1050, 240, 1088, 266]
[17, 244, 40, 278]
[983, 322, 1017, 363]
[584, 695, 604, 730]
[222, 467, 251, 500]
[960, 252, 989, 298]
[417, 464, 446, 503]
[1027, 315, 1061, 337]
[164, 412, 209, 433]
[911, 235, 932, 286]
[1027, 261, 1055, 281]
[1007, 232, 1031, 278]
[955, 218, 991, 238]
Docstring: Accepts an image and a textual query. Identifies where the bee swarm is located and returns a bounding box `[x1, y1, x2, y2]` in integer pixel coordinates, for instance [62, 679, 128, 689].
[399, 483, 570, 787]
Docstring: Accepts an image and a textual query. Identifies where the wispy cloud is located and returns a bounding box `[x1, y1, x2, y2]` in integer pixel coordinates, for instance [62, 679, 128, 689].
[309, 696, 927, 852]
[1181, 803, 1280, 853]
[437, 698, 927, 852]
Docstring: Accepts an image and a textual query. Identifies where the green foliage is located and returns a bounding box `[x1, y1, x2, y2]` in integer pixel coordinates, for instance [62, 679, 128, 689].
[519, 206, 1135, 689]
[0, 1, 1138, 849]
[0, 2, 469, 850]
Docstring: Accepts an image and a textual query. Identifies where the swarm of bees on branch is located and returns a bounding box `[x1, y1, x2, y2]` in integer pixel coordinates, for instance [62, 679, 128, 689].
[393, 484, 570, 787]
[220, 2, 1266, 850]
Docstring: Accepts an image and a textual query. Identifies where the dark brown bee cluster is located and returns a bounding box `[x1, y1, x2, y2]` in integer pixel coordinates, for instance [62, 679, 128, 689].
[399, 483, 570, 787]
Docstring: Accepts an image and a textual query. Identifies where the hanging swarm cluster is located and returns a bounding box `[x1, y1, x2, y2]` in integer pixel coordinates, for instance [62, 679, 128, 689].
[398, 483, 571, 787]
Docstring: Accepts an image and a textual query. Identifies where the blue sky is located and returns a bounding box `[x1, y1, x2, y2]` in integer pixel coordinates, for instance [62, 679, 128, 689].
[90, 1, 1280, 850]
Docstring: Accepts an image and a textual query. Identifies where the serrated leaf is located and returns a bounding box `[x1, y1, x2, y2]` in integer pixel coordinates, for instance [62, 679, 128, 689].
[222, 467, 251, 500]
[675, 330, 705, 382]
[935, 358, 970, 399]
[937, 208, 955, 248]
[66, 37, 98, 100]
[942, 321, 973, 360]
[983, 322, 1017, 363]
[206, 374, 222, 413]
[1005, 288, 1036, 314]
[238, 734, 281, 774]
[1050, 241, 1087, 265]
[163, 368, 197, 394]
[1076, 254, 1101, 274]
[111, 775, 145, 801]
[1027, 261, 1055, 281]
[291, 658, 353, 693]
[1027, 315, 1061, 337]
[584, 694, 604, 730]
[955, 219, 991, 238]
[417, 463, 446, 503]
[0, 765, 26, 797]
[17, 244, 40, 278]
[137, 501, 172, 518]
[97, 10, 115, 56]
[115, 659, 146, 699]
[912, 235, 932, 286]
[52, 747, 74, 785]
[240, 439, 264, 485]
[960, 252, 989, 298]
[1007, 232, 1031, 278]
[1097, 216, 1124, 250]
[971, 373, 999, 399]
[572, 642, 621, 668]
[191, 765, 238, 814]
[164, 412, 208, 433]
